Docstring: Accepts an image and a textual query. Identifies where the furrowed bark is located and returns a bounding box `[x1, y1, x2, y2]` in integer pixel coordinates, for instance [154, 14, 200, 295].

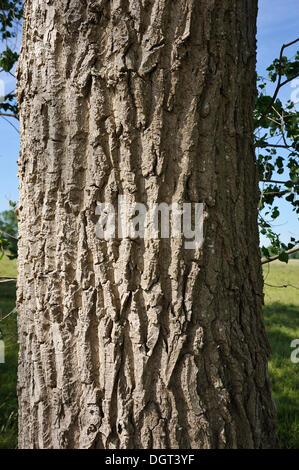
[17, 0, 278, 449]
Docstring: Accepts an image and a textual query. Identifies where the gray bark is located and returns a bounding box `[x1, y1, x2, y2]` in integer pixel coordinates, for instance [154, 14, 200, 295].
[17, 0, 278, 449]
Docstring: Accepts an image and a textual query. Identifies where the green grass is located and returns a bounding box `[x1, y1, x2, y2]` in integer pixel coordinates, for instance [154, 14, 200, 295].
[0, 254, 17, 279]
[0, 255, 298, 448]
[0, 254, 18, 448]
[263, 260, 299, 449]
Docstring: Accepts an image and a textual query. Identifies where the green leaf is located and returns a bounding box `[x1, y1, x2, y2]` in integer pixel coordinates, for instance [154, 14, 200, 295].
[278, 252, 289, 263]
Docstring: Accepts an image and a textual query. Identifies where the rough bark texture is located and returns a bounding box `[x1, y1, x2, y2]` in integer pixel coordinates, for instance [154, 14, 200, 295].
[17, 0, 278, 449]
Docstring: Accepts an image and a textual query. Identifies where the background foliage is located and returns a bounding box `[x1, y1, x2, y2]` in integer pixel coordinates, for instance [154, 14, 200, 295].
[0, 201, 17, 259]
[255, 40, 299, 261]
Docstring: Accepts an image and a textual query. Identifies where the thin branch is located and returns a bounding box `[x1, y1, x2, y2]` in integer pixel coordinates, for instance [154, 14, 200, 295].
[278, 109, 289, 148]
[280, 75, 299, 88]
[0, 70, 16, 79]
[261, 245, 299, 264]
[267, 116, 280, 126]
[258, 143, 292, 149]
[0, 230, 18, 240]
[0, 307, 17, 323]
[7, 70, 16, 79]
[0, 112, 18, 120]
[265, 282, 299, 290]
[261, 179, 289, 184]
[258, 162, 268, 210]
[0, 115, 19, 133]
[261, 190, 290, 196]
[0, 278, 17, 283]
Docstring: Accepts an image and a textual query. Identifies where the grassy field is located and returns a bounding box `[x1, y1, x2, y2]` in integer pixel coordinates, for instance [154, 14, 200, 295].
[0, 255, 18, 448]
[0, 255, 298, 448]
[263, 260, 299, 449]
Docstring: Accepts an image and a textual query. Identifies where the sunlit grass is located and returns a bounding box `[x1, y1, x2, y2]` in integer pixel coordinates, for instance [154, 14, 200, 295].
[0, 254, 17, 279]
[263, 260, 299, 449]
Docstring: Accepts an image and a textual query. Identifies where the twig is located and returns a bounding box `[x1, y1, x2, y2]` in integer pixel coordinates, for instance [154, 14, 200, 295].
[261, 179, 289, 184]
[0, 112, 18, 120]
[0, 115, 19, 133]
[265, 282, 299, 290]
[0, 307, 17, 323]
[261, 190, 290, 196]
[261, 245, 299, 264]
[258, 162, 269, 209]
[0, 230, 18, 240]
[273, 107, 289, 148]
[258, 143, 292, 149]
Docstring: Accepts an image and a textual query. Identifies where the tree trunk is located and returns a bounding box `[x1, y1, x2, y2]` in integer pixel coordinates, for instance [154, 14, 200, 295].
[17, 0, 278, 449]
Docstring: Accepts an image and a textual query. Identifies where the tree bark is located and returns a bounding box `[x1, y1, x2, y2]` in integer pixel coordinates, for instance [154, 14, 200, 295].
[17, 0, 278, 449]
